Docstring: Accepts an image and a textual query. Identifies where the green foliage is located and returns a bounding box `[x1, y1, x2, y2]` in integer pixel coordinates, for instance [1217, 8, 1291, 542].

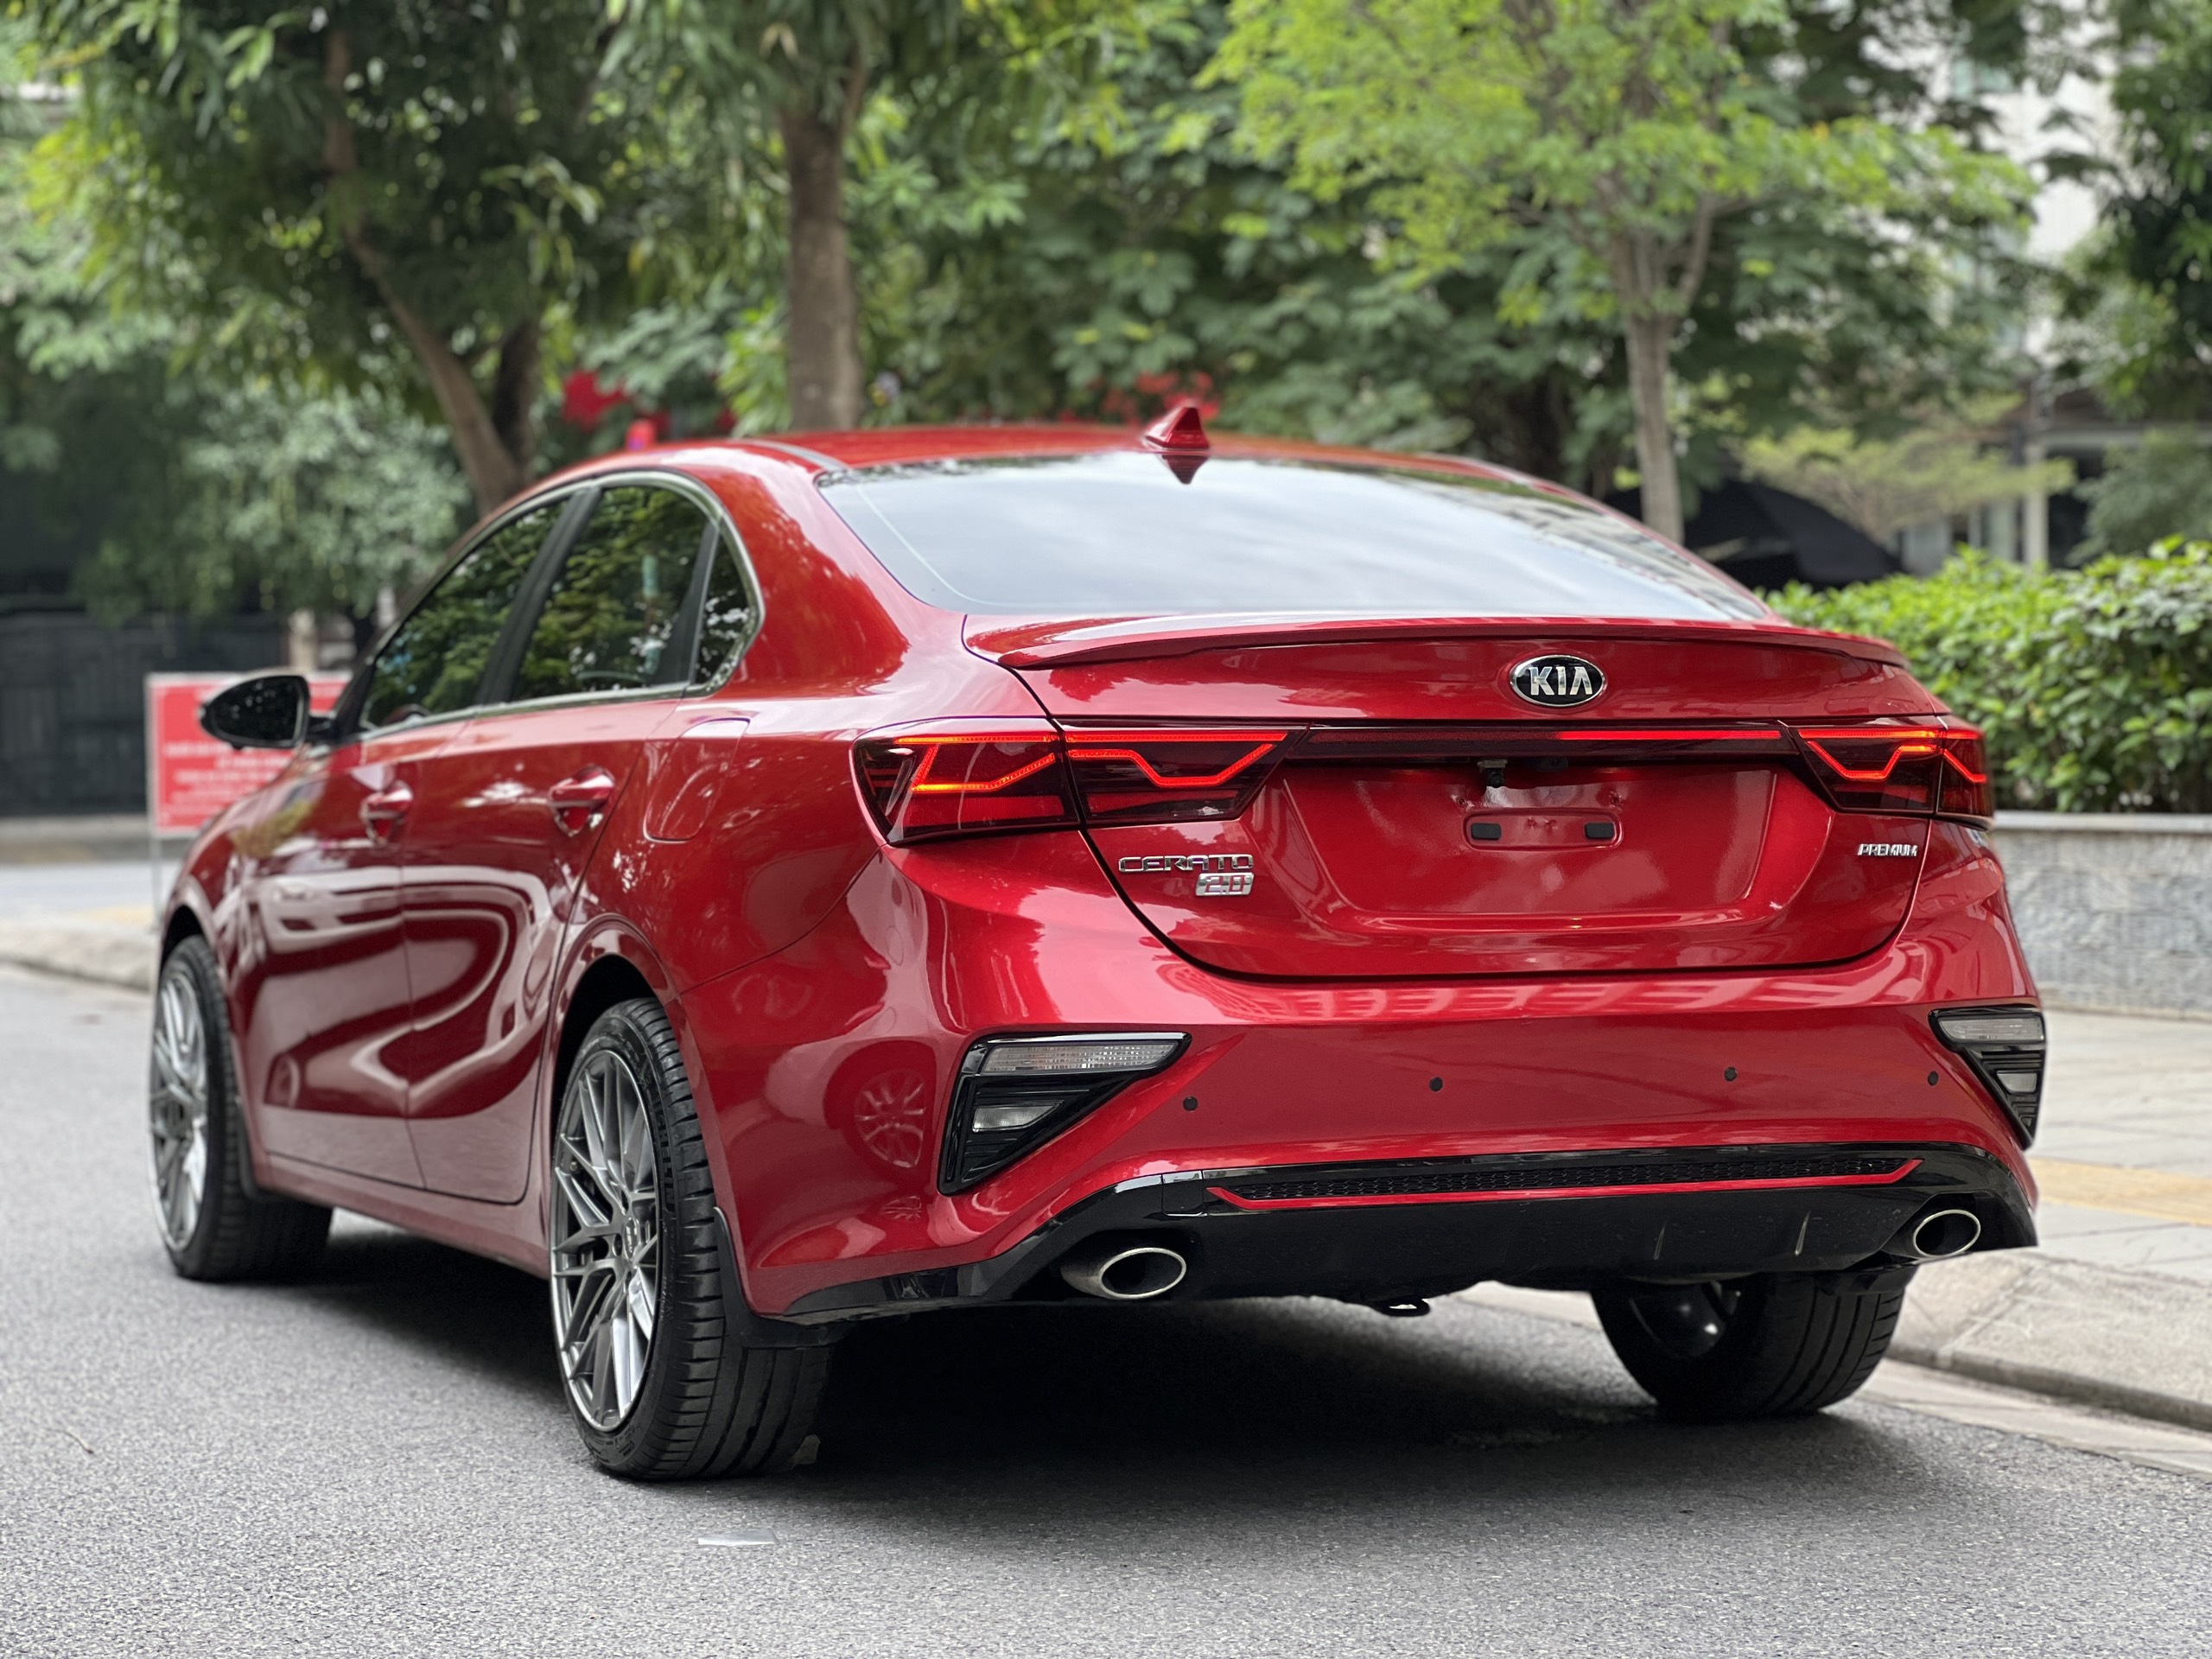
[1771, 549, 2212, 812]
[871, 5, 1506, 453]
[1, 58, 468, 621]
[574, 0, 2032, 493]
[2087, 0, 2212, 416]
[1210, 0, 2031, 537]
[24, 0, 696, 505]
[30, 0, 646, 356]
[76, 378, 470, 623]
[2078, 432, 2212, 562]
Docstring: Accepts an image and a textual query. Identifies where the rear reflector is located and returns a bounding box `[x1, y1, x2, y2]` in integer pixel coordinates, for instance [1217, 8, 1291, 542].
[854, 723, 1077, 844]
[1931, 1005, 2044, 1142]
[941, 1032, 1188, 1191]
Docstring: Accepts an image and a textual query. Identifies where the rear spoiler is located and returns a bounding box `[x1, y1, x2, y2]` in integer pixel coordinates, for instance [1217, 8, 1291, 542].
[964, 613, 1910, 671]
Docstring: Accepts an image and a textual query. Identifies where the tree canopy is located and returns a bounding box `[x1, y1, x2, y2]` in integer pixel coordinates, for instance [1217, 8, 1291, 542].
[4, 0, 2080, 625]
[1212, 0, 2030, 541]
[28, 0, 671, 511]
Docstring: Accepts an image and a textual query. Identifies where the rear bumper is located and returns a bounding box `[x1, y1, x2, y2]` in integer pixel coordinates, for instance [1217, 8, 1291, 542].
[779, 1141, 2033, 1320]
[676, 821, 2039, 1319]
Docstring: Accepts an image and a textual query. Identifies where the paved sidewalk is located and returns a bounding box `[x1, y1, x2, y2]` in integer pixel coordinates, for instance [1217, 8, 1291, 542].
[2029, 1011, 2212, 1277]
[0, 860, 170, 992]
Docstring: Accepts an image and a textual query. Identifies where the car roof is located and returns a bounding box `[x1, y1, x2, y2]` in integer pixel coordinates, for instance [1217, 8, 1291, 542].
[727, 423, 1548, 488]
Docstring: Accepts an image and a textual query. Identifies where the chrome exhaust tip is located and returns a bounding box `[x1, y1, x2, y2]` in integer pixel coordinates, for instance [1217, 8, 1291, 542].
[1887, 1207, 1983, 1262]
[1058, 1242, 1189, 1302]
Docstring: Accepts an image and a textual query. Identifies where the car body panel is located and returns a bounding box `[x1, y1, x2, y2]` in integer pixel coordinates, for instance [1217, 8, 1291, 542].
[674, 816, 2034, 1316]
[155, 426, 2039, 1328]
[994, 627, 1932, 721]
[216, 723, 462, 1186]
[396, 698, 669, 1201]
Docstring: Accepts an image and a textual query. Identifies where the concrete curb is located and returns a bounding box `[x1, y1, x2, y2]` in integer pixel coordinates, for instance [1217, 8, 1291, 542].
[1893, 1251, 2212, 1434]
[0, 925, 155, 993]
[1475, 1250, 2212, 1437]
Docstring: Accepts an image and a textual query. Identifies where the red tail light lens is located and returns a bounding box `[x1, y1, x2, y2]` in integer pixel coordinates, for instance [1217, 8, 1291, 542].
[1063, 728, 1292, 825]
[854, 723, 1077, 844]
[1794, 725, 1945, 813]
[1935, 727, 1993, 823]
[1794, 722, 1992, 821]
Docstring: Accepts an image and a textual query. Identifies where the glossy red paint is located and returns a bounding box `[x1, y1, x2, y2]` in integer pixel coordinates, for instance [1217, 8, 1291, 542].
[162, 423, 2041, 1323]
[219, 723, 457, 1187]
[396, 700, 665, 1202]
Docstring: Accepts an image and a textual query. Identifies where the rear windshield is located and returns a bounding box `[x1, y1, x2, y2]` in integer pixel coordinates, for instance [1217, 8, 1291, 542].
[817, 453, 1764, 620]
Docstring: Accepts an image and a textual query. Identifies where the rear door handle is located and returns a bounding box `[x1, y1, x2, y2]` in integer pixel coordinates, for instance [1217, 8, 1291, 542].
[361, 782, 413, 843]
[549, 767, 618, 836]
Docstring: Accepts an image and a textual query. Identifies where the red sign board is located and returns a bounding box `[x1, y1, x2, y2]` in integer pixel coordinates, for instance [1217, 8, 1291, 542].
[145, 673, 350, 838]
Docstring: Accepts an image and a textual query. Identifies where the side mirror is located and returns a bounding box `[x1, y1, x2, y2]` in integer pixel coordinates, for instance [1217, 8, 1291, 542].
[200, 674, 311, 751]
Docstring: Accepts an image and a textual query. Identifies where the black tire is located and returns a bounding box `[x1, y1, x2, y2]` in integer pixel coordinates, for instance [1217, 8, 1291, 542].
[150, 938, 331, 1281]
[1592, 1267, 1916, 1421]
[551, 997, 830, 1479]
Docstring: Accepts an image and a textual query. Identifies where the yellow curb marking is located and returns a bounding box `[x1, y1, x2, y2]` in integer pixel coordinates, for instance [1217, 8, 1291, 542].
[2031, 1158, 2212, 1230]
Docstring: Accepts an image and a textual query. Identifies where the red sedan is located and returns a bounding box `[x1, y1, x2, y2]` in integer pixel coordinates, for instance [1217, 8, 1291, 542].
[154, 415, 2044, 1478]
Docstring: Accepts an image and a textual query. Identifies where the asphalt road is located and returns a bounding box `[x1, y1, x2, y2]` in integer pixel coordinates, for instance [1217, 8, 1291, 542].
[3, 966, 2208, 1659]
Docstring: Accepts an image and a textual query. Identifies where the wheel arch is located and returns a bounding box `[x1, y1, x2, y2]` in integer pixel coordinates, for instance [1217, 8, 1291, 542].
[161, 882, 216, 959]
[550, 952, 661, 1128]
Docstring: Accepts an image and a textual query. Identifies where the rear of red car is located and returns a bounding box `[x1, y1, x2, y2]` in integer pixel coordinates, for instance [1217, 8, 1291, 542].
[676, 434, 2041, 1411]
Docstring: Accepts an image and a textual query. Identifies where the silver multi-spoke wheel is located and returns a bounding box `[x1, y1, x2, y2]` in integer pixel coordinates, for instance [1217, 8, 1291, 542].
[145, 937, 329, 1281]
[550, 1048, 663, 1432]
[149, 956, 212, 1249]
[549, 998, 830, 1478]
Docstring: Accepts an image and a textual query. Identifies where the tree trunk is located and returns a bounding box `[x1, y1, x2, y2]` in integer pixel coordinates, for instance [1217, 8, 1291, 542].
[379, 292, 531, 516]
[324, 27, 529, 517]
[490, 320, 541, 486]
[779, 105, 866, 431]
[1622, 310, 1683, 544]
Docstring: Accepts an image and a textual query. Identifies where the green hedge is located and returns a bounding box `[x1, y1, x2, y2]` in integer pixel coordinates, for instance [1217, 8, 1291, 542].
[1766, 545, 2212, 813]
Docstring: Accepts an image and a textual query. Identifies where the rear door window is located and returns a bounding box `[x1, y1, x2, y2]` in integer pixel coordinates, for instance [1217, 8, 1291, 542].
[818, 452, 1764, 621]
[511, 485, 715, 702]
[361, 502, 563, 731]
[690, 531, 759, 687]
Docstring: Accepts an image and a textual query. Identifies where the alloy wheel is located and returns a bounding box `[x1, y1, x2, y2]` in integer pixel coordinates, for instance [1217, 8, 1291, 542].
[149, 958, 212, 1249]
[550, 1049, 663, 1431]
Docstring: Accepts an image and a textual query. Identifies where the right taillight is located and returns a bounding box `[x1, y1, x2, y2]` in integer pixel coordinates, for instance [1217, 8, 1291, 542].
[1793, 721, 1990, 823]
[1934, 725, 1993, 823]
[1793, 723, 1946, 814]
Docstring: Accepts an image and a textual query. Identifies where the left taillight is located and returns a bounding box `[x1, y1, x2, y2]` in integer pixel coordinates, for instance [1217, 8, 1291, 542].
[1793, 721, 1993, 824]
[854, 722, 1078, 845]
[1063, 728, 1291, 824]
[855, 722, 1296, 844]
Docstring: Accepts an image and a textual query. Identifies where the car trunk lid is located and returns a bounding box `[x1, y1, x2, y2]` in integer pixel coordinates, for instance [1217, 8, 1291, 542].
[976, 619, 1945, 980]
